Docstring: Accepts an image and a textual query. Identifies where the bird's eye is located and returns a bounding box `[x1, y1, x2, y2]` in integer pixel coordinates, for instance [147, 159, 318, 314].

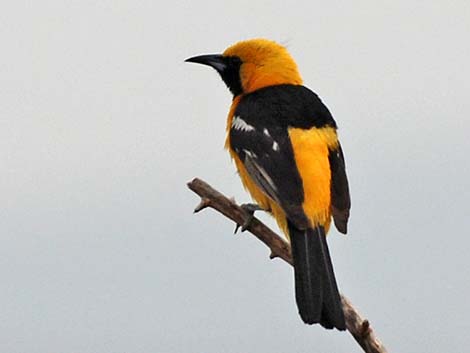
[229, 56, 242, 66]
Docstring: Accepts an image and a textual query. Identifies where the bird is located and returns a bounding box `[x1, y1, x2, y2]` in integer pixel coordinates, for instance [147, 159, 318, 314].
[186, 38, 350, 330]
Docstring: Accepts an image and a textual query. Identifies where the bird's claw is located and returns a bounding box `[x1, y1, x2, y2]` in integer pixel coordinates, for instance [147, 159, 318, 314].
[234, 203, 264, 234]
[234, 214, 254, 234]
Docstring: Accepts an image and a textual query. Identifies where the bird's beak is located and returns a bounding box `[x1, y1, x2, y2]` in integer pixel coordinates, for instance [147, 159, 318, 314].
[185, 54, 227, 72]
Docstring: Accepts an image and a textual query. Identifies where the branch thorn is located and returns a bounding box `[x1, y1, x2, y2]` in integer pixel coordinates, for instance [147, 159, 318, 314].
[361, 320, 371, 338]
[194, 198, 211, 213]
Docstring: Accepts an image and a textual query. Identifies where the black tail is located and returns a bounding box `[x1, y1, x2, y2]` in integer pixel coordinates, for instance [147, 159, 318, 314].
[288, 222, 345, 330]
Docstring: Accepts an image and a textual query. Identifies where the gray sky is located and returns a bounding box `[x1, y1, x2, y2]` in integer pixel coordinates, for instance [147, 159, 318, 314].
[1, 1, 469, 352]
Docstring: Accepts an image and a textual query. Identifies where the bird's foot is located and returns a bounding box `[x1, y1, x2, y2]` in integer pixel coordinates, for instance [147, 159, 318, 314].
[234, 203, 265, 233]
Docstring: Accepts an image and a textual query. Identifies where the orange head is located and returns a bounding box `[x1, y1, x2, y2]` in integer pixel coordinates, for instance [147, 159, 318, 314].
[186, 38, 303, 96]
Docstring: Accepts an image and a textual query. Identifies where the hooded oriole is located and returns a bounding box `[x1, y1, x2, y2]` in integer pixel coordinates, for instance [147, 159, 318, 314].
[186, 38, 350, 330]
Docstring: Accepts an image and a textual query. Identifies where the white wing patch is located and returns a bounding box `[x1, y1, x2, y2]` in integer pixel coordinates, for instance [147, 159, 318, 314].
[232, 116, 255, 132]
[256, 163, 278, 192]
[243, 149, 257, 159]
[263, 128, 271, 137]
[272, 141, 279, 151]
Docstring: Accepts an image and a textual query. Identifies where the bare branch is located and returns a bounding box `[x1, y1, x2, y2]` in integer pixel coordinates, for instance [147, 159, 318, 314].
[188, 178, 292, 266]
[187, 177, 388, 353]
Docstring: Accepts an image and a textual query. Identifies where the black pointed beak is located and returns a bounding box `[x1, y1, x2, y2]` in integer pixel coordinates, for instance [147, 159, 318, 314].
[185, 54, 227, 72]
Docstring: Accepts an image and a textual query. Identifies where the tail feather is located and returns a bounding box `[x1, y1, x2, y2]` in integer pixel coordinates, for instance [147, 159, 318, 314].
[288, 222, 345, 330]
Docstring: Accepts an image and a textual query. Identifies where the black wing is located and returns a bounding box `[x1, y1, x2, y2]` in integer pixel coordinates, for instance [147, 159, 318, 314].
[230, 84, 349, 231]
[328, 144, 351, 234]
[230, 118, 310, 229]
[229, 85, 339, 230]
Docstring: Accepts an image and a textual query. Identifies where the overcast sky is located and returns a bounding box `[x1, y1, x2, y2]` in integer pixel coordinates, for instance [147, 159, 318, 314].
[1, 1, 469, 352]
